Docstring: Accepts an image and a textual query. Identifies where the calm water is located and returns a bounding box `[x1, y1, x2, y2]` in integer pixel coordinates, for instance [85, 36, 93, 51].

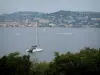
[0, 28, 100, 61]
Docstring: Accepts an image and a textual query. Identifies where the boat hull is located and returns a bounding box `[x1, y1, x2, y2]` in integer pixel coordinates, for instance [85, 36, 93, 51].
[26, 48, 43, 53]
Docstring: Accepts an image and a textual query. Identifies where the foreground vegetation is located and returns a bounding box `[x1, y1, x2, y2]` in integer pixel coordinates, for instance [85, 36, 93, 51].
[0, 47, 100, 75]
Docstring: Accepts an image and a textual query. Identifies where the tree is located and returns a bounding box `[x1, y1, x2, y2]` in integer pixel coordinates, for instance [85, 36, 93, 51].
[0, 52, 33, 75]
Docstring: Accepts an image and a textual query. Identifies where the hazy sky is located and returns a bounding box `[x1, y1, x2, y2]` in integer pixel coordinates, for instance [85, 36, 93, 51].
[0, 0, 100, 14]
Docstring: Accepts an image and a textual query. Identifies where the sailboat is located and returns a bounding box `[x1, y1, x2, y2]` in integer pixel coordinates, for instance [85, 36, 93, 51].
[26, 22, 43, 53]
[44, 28, 46, 32]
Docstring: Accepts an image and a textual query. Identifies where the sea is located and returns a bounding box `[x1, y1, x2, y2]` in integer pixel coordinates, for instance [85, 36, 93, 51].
[0, 27, 100, 61]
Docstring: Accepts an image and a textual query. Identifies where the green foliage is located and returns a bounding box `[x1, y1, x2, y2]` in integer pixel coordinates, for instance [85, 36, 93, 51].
[0, 47, 100, 75]
[0, 52, 32, 75]
[47, 47, 100, 75]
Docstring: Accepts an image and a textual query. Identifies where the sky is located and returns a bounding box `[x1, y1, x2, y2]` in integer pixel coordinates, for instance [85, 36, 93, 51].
[0, 0, 100, 14]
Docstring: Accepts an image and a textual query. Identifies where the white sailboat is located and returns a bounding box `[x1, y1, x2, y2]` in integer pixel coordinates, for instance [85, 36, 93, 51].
[26, 22, 43, 53]
[44, 28, 46, 32]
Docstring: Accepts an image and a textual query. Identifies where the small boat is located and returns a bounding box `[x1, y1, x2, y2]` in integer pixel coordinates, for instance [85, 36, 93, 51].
[26, 22, 43, 53]
[44, 28, 46, 32]
[56, 33, 72, 35]
[44, 28, 47, 32]
[15, 33, 20, 35]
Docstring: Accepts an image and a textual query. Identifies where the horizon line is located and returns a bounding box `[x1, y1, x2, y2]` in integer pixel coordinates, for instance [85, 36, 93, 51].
[1, 10, 100, 15]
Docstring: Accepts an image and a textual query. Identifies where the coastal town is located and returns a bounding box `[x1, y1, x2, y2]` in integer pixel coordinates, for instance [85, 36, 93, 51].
[0, 10, 100, 28]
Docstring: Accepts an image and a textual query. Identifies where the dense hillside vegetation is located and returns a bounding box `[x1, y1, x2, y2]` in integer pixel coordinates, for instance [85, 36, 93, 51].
[0, 47, 100, 75]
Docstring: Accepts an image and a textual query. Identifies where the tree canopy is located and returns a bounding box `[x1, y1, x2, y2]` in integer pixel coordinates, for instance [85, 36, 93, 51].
[0, 47, 100, 75]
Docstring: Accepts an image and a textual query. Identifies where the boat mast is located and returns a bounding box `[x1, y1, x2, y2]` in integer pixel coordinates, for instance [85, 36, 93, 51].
[36, 22, 40, 47]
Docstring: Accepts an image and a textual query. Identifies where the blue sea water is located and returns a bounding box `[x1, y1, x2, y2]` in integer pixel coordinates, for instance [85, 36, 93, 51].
[0, 27, 100, 61]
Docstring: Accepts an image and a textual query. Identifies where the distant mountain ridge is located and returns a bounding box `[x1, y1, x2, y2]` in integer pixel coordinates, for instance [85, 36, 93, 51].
[0, 10, 100, 28]
[0, 10, 100, 22]
[0, 11, 46, 22]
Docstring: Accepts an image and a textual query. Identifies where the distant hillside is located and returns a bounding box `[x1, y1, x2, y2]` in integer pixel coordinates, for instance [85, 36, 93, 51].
[0, 10, 100, 22]
[0, 11, 46, 22]
[0, 10, 100, 27]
